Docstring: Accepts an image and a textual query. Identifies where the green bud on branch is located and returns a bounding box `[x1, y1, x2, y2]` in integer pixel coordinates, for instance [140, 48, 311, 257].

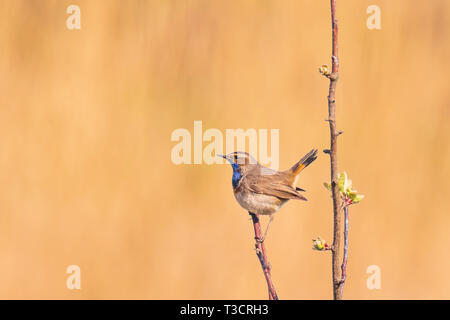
[324, 172, 365, 206]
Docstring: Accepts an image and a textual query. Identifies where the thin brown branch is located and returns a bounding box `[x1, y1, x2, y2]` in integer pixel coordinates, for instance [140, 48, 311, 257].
[340, 205, 349, 297]
[326, 0, 343, 300]
[249, 212, 278, 300]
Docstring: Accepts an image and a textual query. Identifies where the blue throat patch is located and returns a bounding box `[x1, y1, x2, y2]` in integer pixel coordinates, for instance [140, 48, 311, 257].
[231, 163, 242, 189]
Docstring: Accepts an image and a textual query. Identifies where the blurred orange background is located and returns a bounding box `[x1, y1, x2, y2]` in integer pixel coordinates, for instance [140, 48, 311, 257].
[0, 0, 449, 299]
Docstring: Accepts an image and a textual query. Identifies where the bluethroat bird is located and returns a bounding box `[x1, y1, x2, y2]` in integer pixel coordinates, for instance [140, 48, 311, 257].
[219, 149, 318, 242]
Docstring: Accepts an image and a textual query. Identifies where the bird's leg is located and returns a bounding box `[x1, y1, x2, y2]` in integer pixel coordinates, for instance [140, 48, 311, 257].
[255, 215, 274, 243]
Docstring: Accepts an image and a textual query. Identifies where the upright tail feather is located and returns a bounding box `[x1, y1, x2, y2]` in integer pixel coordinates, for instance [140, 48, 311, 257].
[289, 149, 318, 176]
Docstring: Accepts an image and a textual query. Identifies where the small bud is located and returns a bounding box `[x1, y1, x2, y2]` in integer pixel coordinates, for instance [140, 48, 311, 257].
[312, 237, 328, 251]
[338, 172, 347, 193]
[325, 172, 365, 205]
[319, 64, 330, 76]
[341, 172, 364, 205]
[344, 178, 352, 193]
[349, 193, 365, 204]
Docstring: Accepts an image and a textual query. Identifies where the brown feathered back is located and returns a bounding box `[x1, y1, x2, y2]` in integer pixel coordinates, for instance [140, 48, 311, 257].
[244, 169, 308, 200]
[224, 149, 318, 201]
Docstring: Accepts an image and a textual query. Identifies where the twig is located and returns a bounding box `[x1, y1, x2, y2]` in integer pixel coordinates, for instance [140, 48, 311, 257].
[326, 0, 343, 300]
[340, 205, 349, 297]
[249, 212, 279, 300]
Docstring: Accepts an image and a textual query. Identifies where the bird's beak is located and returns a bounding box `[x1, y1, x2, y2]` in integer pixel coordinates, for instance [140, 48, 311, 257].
[217, 154, 231, 164]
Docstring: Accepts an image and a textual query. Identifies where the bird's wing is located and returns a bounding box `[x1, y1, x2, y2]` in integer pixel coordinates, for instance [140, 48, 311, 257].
[245, 173, 307, 201]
